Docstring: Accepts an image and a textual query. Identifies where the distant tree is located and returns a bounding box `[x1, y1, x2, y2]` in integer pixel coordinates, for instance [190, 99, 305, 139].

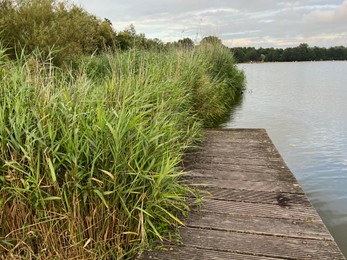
[247, 47, 259, 61]
[259, 54, 266, 62]
[178, 37, 194, 48]
[114, 24, 167, 51]
[200, 36, 223, 46]
[296, 43, 309, 61]
[328, 46, 347, 60]
[264, 48, 277, 62]
[316, 47, 328, 60]
[142, 38, 164, 51]
[97, 19, 116, 51]
[115, 24, 137, 50]
[231, 47, 247, 62]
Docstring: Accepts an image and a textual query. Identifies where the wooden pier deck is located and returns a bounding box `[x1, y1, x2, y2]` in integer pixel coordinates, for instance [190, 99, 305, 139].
[141, 129, 345, 260]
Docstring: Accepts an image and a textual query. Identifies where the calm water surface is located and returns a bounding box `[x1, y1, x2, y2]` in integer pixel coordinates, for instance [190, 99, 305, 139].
[224, 61, 347, 256]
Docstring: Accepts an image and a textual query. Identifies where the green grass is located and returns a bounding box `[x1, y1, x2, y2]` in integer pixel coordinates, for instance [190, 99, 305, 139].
[0, 44, 244, 259]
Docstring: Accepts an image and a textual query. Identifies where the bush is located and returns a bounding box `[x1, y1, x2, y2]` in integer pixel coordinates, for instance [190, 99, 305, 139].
[0, 0, 116, 64]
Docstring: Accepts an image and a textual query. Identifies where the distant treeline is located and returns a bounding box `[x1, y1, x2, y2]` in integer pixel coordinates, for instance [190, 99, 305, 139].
[231, 43, 347, 63]
[2, 0, 346, 65]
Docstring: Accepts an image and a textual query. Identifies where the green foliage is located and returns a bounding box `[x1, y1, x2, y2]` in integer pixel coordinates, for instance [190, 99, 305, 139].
[193, 43, 245, 126]
[0, 45, 244, 259]
[200, 36, 223, 46]
[0, 0, 165, 62]
[177, 38, 194, 49]
[0, 0, 117, 64]
[115, 24, 165, 51]
[232, 43, 347, 63]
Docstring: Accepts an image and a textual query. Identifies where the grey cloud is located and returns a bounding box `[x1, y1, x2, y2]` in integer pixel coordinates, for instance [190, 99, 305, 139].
[77, 0, 347, 48]
[303, 0, 347, 23]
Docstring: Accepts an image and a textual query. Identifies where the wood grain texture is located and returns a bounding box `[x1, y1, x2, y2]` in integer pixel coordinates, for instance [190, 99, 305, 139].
[184, 211, 332, 240]
[142, 247, 283, 260]
[141, 129, 345, 260]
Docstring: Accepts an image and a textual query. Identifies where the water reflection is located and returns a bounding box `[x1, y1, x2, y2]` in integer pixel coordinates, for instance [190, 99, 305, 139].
[225, 93, 245, 124]
[223, 61, 347, 257]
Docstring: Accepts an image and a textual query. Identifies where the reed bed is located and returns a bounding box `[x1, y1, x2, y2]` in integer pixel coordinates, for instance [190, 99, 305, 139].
[0, 44, 244, 259]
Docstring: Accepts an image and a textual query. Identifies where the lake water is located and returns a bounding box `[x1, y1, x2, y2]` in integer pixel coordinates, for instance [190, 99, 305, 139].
[224, 61, 347, 257]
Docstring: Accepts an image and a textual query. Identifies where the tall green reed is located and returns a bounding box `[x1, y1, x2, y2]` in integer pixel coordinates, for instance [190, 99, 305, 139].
[0, 45, 244, 259]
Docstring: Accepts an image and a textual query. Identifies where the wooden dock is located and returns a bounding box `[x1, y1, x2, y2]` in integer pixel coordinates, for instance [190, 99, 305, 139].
[141, 129, 345, 259]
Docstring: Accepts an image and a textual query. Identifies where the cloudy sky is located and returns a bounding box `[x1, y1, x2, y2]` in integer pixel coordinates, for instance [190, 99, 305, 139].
[75, 0, 347, 48]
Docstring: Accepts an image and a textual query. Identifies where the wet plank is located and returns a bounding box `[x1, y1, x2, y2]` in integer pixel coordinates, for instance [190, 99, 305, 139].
[141, 129, 345, 260]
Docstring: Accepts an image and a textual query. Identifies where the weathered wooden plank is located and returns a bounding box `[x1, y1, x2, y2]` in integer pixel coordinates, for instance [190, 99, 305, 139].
[185, 163, 292, 175]
[186, 169, 296, 182]
[184, 155, 279, 166]
[195, 198, 320, 221]
[189, 146, 273, 157]
[203, 128, 268, 141]
[198, 187, 311, 206]
[185, 154, 281, 164]
[202, 136, 274, 146]
[188, 177, 303, 193]
[184, 211, 332, 240]
[185, 148, 285, 162]
[186, 149, 277, 160]
[178, 228, 345, 260]
[141, 246, 283, 260]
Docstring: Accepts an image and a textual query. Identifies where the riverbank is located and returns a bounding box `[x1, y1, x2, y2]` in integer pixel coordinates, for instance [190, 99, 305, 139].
[0, 44, 244, 259]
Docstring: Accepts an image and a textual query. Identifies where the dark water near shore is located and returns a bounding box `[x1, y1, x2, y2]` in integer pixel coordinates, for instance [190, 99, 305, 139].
[224, 61, 347, 257]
